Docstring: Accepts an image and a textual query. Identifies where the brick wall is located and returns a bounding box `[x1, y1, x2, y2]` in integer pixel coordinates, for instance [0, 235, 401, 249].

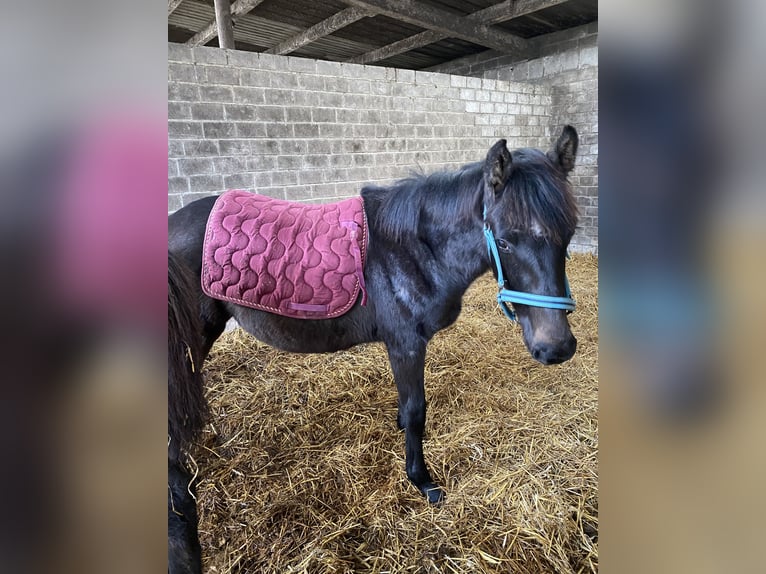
[428, 23, 598, 253]
[168, 38, 597, 252]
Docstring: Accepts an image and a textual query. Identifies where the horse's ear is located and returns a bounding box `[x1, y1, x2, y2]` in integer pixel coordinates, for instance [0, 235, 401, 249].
[548, 125, 578, 174]
[484, 139, 512, 199]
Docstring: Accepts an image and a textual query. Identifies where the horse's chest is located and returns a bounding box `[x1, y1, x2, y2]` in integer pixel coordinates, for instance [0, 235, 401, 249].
[405, 299, 462, 339]
[381, 265, 462, 336]
[431, 300, 462, 332]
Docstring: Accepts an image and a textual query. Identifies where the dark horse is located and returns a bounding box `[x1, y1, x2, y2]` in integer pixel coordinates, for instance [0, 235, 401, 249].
[168, 251, 208, 574]
[168, 126, 580, 504]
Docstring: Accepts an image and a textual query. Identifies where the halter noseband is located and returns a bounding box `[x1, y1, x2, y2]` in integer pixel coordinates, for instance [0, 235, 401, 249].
[483, 207, 576, 322]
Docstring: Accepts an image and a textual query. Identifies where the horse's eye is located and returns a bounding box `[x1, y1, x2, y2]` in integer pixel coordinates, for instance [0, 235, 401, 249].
[497, 238, 512, 252]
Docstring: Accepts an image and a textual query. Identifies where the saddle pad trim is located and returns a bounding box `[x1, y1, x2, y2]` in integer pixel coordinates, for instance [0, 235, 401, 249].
[288, 302, 329, 312]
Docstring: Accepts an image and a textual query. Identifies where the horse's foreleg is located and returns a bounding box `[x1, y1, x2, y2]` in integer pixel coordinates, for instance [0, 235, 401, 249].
[388, 344, 445, 504]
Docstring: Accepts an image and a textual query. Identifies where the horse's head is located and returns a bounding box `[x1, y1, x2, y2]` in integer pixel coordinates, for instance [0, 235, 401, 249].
[482, 126, 580, 365]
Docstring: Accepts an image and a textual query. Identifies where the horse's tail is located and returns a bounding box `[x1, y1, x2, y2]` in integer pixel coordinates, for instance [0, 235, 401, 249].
[168, 251, 208, 462]
[168, 457, 202, 574]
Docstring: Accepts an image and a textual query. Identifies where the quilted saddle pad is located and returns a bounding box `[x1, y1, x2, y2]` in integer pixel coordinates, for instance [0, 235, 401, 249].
[201, 190, 368, 319]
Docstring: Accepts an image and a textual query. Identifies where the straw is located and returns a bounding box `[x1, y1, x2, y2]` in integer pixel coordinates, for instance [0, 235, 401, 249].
[192, 253, 598, 574]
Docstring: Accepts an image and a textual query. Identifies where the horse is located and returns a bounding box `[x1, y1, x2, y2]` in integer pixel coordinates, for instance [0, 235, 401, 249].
[168, 251, 208, 574]
[168, 125, 580, 504]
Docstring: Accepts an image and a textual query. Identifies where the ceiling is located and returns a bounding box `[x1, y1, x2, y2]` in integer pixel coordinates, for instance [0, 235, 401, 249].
[168, 0, 597, 70]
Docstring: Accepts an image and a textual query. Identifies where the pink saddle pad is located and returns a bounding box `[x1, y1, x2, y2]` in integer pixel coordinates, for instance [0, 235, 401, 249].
[201, 190, 368, 319]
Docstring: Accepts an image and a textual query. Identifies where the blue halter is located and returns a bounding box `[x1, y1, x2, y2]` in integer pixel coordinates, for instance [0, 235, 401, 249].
[483, 208, 576, 322]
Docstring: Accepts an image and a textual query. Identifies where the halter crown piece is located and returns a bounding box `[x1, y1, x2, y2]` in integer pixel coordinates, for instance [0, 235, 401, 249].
[482, 206, 576, 322]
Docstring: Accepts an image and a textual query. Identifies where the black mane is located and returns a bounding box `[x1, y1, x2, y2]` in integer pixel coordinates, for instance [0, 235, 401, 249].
[361, 162, 483, 243]
[362, 149, 578, 245]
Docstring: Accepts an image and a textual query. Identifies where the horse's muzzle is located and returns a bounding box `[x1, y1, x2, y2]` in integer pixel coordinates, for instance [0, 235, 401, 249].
[531, 334, 577, 365]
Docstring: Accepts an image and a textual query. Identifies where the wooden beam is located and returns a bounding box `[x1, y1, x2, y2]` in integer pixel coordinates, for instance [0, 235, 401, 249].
[168, 0, 184, 16]
[347, 0, 567, 65]
[214, 0, 235, 49]
[347, 29, 442, 64]
[265, 7, 373, 55]
[483, 0, 570, 25]
[341, 0, 527, 53]
[186, 0, 267, 46]
[525, 13, 556, 28]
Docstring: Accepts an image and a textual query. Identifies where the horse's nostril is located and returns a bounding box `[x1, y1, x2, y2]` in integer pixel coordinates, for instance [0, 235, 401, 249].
[532, 337, 576, 365]
[568, 335, 577, 356]
[532, 344, 551, 363]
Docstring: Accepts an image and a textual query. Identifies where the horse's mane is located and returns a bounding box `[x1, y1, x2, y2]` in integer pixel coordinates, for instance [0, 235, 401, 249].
[362, 150, 579, 245]
[361, 162, 483, 243]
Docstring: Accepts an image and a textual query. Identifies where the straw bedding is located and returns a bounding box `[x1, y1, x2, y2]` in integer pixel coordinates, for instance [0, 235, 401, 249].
[192, 254, 598, 573]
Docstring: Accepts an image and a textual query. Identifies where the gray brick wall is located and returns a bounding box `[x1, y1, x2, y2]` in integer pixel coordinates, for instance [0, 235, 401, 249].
[168, 40, 596, 252]
[428, 23, 598, 253]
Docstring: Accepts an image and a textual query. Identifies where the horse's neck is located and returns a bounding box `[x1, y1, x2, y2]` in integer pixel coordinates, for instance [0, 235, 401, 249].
[437, 220, 489, 293]
[367, 171, 490, 298]
[420, 179, 489, 295]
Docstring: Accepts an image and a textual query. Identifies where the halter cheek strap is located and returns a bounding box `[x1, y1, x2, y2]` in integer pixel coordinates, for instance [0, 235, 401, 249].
[482, 208, 576, 322]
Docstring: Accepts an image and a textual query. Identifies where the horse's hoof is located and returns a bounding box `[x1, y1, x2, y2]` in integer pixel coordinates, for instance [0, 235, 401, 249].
[422, 483, 445, 505]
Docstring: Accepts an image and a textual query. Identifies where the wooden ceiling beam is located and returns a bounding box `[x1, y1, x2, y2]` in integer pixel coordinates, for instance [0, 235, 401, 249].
[341, 0, 527, 53]
[186, 0, 267, 46]
[347, 0, 568, 65]
[265, 7, 374, 55]
[168, 0, 185, 16]
[347, 29, 444, 64]
[525, 13, 556, 28]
